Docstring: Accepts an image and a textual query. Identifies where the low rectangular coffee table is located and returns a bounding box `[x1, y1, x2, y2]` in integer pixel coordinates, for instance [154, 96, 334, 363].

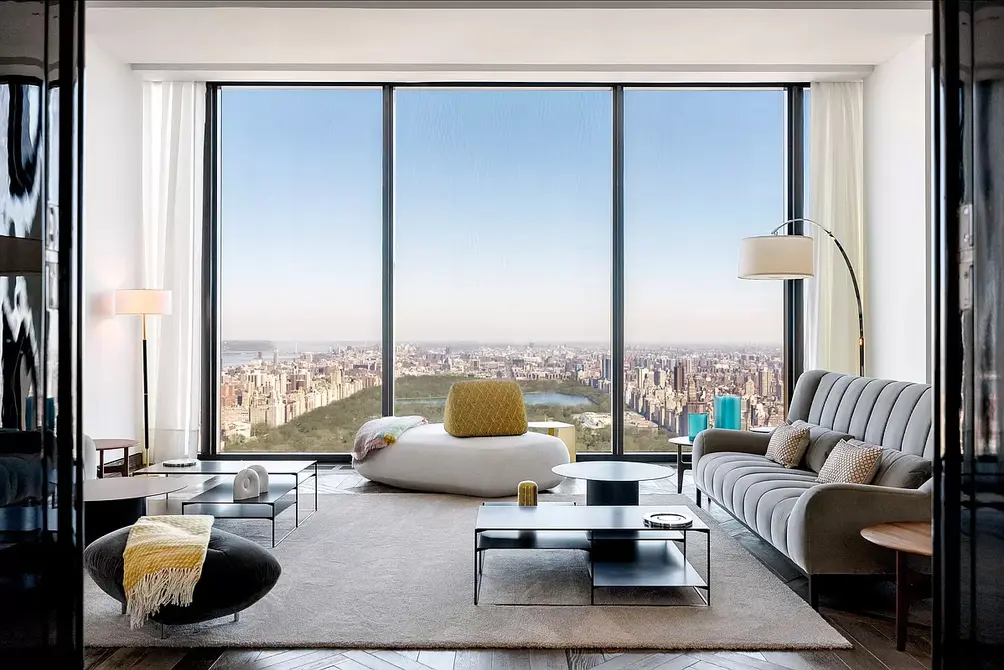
[136, 460, 318, 546]
[473, 505, 710, 606]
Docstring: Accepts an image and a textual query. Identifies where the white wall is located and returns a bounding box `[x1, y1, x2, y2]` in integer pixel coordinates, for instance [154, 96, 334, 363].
[863, 35, 930, 383]
[82, 40, 144, 441]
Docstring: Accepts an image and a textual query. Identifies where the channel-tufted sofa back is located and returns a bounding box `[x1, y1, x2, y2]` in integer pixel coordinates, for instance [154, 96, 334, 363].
[788, 370, 934, 460]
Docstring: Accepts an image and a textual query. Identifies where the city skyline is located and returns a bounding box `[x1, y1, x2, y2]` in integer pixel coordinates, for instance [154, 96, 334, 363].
[220, 87, 783, 344]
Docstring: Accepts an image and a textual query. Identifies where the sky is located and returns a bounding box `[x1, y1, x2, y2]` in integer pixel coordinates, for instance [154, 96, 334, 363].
[220, 87, 785, 345]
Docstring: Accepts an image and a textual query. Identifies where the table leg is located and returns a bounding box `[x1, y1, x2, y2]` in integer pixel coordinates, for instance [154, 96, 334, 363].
[896, 550, 908, 651]
[295, 475, 300, 528]
[586, 480, 639, 506]
[677, 444, 684, 494]
[123, 448, 130, 477]
[314, 462, 318, 510]
[98, 451, 104, 479]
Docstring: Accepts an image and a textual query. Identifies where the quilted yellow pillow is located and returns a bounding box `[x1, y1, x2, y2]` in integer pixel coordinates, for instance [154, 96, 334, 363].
[444, 380, 528, 437]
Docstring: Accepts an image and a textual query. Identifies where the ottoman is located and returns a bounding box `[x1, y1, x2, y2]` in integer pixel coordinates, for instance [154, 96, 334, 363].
[84, 525, 281, 628]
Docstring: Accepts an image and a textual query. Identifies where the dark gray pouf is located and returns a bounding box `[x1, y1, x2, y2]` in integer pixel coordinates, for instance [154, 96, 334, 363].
[83, 525, 281, 625]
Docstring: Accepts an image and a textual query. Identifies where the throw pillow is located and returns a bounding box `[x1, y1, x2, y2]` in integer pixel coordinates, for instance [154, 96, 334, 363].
[443, 380, 528, 437]
[765, 423, 811, 468]
[816, 439, 884, 485]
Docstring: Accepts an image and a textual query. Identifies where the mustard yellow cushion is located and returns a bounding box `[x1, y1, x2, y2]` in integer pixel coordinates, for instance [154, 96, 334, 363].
[443, 380, 528, 437]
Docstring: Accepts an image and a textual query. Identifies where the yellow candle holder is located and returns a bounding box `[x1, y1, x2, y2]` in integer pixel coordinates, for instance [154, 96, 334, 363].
[517, 480, 538, 506]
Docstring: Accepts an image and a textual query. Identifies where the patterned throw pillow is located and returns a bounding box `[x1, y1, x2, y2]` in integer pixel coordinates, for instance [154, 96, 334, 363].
[816, 439, 884, 485]
[443, 380, 528, 437]
[765, 423, 811, 468]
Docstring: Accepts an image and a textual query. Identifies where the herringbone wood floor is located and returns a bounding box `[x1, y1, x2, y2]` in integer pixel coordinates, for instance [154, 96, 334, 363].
[86, 467, 932, 670]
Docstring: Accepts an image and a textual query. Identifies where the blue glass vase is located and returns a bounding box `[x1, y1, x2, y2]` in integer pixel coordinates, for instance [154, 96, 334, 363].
[687, 412, 709, 441]
[714, 395, 741, 430]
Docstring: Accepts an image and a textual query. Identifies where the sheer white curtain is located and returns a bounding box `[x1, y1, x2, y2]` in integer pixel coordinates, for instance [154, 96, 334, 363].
[142, 81, 205, 462]
[805, 82, 865, 375]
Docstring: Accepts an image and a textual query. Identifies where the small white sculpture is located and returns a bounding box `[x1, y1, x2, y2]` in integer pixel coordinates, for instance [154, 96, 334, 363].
[233, 468, 261, 500]
[248, 464, 269, 492]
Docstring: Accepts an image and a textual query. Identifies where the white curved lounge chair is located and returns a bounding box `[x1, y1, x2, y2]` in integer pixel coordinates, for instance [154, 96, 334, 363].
[353, 423, 569, 497]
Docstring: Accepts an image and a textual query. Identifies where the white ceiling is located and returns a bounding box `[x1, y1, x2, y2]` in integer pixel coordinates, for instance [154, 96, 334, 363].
[85, 1, 933, 82]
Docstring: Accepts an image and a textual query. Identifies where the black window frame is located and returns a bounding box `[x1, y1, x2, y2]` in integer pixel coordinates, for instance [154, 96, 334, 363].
[201, 82, 808, 463]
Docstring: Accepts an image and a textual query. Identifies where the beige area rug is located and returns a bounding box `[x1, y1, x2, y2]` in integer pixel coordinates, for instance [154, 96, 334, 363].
[84, 493, 849, 650]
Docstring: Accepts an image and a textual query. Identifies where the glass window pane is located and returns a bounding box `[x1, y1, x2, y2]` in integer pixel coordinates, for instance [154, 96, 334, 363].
[394, 88, 613, 454]
[623, 89, 785, 453]
[219, 87, 383, 453]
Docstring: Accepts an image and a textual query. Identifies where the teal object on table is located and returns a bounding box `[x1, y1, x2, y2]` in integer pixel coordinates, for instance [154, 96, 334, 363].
[687, 412, 709, 441]
[714, 395, 742, 430]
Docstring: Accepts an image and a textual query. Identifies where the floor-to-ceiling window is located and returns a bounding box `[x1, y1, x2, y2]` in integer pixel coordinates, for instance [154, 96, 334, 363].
[622, 89, 786, 452]
[209, 84, 805, 459]
[393, 88, 613, 453]
[218, 87, 383, 453]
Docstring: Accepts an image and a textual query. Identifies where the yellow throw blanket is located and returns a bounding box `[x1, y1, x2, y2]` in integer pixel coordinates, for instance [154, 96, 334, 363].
[123, 515, 214, 629]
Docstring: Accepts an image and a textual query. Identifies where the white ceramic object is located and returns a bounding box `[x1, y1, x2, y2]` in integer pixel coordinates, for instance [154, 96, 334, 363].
[248, 464, 269, 492]
[233, 468, 261, 500]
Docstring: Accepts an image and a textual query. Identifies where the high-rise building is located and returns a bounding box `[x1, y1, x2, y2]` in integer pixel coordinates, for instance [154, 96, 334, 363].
[273, 348, 279, 367]
[758, 366, 773, 396]
[673, 362, 687, 393]
[602, 356, 612, 382]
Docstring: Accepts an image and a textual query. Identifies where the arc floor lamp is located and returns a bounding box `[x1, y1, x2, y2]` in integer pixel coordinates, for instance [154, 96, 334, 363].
[115, 289, 172, 465]
[738, 218, 865, 376]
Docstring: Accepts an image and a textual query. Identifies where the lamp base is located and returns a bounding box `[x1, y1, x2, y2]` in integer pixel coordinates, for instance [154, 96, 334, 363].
[162, 458, 198, 468]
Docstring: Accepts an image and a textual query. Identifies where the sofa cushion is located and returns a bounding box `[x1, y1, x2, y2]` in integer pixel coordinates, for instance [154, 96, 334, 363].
[790, 420, 855, 473]
[816, 440, 883, 485]
[444, 380, 528, 437]
[765, 423, 810, 468]
[861, 440, 933, 489]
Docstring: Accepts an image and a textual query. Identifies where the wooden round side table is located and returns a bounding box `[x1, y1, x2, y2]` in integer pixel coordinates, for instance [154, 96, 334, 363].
[860, 521, 932, 651]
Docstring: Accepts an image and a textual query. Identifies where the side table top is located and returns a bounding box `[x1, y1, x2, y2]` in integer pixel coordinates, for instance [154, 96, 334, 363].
[860, 521, 932, 557]
[552, 460, 673, 482]
[93, 438, 139, 451]
[84, 477, 187, 502]
[668, 436, 693, 447]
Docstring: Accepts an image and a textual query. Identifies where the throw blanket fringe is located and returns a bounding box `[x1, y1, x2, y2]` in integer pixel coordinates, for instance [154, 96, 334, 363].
[123, 515, 214, 629]
[126, 567, 203, 629]
[353, 415, 427, 461]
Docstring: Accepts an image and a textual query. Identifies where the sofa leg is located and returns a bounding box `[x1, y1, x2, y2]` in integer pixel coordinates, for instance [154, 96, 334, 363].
[809, 575, 820, 610]
[696, 490, 702, 507]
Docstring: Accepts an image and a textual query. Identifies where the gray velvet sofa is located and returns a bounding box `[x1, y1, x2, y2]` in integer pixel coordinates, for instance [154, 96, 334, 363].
[693, 370, 933, 607]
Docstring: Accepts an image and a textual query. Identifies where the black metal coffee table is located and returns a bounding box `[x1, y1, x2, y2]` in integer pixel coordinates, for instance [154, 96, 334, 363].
[551, 461, 674, 505]
[137, 460, 318, 547]
[473, 504, 710, 606]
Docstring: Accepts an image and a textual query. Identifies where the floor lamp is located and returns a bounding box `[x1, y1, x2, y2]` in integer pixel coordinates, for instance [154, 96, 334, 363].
[738, 218, 865, 377]
[115, 289, 172, 465]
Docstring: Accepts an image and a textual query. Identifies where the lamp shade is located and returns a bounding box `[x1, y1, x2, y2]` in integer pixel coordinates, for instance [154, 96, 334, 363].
[738, 235, 814, 280]
[114, 289, 172, 316]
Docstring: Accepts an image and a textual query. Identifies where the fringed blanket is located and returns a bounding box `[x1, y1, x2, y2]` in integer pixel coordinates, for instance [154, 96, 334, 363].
[123, 515, 214, 629]
[352, 415, 428, 462]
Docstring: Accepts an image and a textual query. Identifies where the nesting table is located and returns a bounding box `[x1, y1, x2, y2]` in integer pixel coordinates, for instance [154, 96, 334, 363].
[474, 504, 710, 606]
[83, 477, 187, 544]
[551, 461, 674, 505]
[134, 460, 318, 547]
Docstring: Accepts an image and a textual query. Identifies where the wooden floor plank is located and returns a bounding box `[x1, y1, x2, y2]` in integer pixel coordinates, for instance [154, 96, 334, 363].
[94, 648, 190, 670]
[492, 650, 532, 670]
[758, 650, 847, 670]
[344, 651, 415, 670]
[825, 618, 892, 670]
[651, 656, 699, 670]
[567, 651, 605, 670]
[173, 648, 225, 670]
[84, 647, 117, 670]
[210, 650, 265, 669]
[455, 651, 494, 670]
[827, 614, 926, 670]
[417, 651, 457, 670]
[255, 649, 337, 670]
[528, 650, 567, 670]
[370, 650, 442, 670]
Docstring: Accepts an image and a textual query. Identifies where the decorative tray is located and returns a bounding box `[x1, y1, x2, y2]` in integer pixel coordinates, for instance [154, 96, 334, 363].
[643, 512, 693, 529]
